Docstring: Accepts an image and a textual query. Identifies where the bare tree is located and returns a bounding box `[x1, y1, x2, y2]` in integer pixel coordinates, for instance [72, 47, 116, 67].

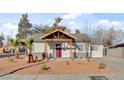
[94, 27, 123, 56]
[82, 15, 96, 61]
[95, 27, 118, 48]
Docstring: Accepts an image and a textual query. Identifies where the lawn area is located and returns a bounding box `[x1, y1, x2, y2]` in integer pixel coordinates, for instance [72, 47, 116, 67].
[0, 57, 116, 75]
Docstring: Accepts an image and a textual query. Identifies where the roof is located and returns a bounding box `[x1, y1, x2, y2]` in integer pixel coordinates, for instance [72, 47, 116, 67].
[41, 29, 75, 40]
[29, 33, 45, 43]
[29, 30, 102, 45]
[110, 43, 124, 48]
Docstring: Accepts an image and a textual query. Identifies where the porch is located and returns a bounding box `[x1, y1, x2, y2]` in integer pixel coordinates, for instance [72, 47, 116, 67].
[41, 29, 75, 60]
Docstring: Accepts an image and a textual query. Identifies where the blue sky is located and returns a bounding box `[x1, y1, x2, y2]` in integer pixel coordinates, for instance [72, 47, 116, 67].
[0, 13, 124, 39]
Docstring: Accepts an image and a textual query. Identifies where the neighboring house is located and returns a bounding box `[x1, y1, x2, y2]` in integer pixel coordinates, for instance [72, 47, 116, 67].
[30, 29, 103, 59]
[107, 43, 124, 58]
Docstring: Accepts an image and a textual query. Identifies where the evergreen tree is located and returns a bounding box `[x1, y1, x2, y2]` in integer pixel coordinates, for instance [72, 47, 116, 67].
[16, 13, 32, 39]
[0, 35, 4, 48]
[75, 29, 81, 35]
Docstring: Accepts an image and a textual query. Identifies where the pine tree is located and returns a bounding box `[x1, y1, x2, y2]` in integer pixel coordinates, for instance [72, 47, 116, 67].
[16, 13, 32, 39]
[0, 35, 4, 48]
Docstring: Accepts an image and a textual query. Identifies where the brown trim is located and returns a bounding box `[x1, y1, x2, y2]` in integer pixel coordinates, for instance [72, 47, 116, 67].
[43, 39, 73, 42]
[41, 29, 75, 40]
[53, 34, 57, 39]
[58, 31, 59, 39]
[60, 34, 64, 39]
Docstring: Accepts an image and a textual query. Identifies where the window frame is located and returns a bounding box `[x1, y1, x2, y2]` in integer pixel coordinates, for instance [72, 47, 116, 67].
[77, 43, 84, 51]
[91, 45, 98, 51]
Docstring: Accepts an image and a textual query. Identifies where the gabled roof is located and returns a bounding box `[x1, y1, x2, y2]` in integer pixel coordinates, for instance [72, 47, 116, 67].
[41, 29, 75, 40]
[29, 30, 102, 45]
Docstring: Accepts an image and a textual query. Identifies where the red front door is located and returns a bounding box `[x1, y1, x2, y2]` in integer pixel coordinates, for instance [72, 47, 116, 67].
[56, 44, 62, 58]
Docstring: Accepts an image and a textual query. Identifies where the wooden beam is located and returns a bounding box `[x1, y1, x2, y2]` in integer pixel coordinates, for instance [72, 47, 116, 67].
[65, 42, 69, 48]
[44, 39, 73, 42]
[69, 40, 72, 59]
[44, 41, 48, 61]
[60, 34, 64, 39]
[53, 34, 57, 39]
[58, 31, 59, 39]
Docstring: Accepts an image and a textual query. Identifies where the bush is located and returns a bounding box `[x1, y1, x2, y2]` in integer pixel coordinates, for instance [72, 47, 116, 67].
[98, 63, 106, 69]
[8, 58, 16, 62]
[41, 64, 48, 70]
[66, 61, 69, 65]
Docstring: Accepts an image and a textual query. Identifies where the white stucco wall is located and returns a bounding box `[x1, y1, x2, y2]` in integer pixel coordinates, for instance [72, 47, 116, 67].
[32, 43, 44, 53]
[62, 43, 70, 58]
[32, 42, 103, 58]
[92, 45, 103, 57]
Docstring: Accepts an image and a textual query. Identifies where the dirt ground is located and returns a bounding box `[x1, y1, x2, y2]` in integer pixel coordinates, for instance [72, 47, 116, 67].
[0, 57, 116, 75]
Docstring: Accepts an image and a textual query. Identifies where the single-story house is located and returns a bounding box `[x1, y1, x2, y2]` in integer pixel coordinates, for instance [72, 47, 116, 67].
[30, 29, 103, 59]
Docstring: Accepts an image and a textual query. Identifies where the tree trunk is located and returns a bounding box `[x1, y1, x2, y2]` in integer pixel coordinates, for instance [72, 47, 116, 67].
[15, 47, 19, 59]
[85, 42, 91, 61]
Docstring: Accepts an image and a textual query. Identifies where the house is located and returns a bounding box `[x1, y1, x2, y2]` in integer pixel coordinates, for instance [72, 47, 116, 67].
[30, 29, 103, 59]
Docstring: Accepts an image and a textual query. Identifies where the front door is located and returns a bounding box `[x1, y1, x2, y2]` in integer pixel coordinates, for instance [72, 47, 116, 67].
[56, 44, 62, 58]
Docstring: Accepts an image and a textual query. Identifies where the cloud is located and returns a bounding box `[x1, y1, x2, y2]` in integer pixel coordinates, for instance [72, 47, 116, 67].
[2, 22, 18, 39]
[99, 19, 109, 25]
[98, 19, 121, 29]
[62, 13, 82, 20]
[68, 21, 76, 25]
[3, 22, 17, 30]
[110, 21, 120, 26]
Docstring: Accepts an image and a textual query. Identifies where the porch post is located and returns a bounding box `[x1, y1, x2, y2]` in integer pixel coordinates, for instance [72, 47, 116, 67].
[69, 39, 72, 59]
[44, 40, 48, 61]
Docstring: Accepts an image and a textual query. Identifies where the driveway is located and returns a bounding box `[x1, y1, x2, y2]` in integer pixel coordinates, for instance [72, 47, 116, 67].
[95, 56, 124, 80]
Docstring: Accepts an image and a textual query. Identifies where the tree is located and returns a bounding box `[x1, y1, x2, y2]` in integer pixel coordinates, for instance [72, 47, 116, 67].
[9, 38, 20, 59]
[8, 37, 34, 58]
[82, 17, 96, 60]
[75, 29, 81, 35]
[20, 38, 33, 56]
[0, 35, 4, 48]
[20, 38, 33, 48]
[55, 17, 63, 27]
[16, 13, 32, 39]
[94, 27, 120, 56]
[95, 27, 117, 47]
[32, 17, 69, 34]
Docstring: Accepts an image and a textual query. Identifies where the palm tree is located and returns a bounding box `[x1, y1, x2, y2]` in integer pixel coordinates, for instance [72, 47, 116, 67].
[9, 38, 20, 59]
[20, 38, 33, 55]
[55, 17, 63, 25]
[54, 17, 63, 28]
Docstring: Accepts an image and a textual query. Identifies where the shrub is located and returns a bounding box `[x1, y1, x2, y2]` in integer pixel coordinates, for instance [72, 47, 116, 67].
[8, 58, 16, 62]
[41, 64, 48, 70]
[98, 63, 106, 69]
[66, 60, 69, 65]
[34, 56, 39, 62]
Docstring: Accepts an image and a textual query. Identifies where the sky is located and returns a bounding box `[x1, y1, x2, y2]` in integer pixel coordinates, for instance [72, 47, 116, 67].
[0, 13, 124, 39]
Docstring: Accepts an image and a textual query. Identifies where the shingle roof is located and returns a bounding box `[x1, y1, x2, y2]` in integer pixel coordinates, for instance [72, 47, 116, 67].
[30, 32, 102, 45]
[29, 33, 45, 43]
[111, 43, 124, 48]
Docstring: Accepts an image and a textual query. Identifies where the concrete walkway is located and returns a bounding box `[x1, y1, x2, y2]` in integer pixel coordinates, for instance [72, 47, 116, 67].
[0, 74, 90, 80]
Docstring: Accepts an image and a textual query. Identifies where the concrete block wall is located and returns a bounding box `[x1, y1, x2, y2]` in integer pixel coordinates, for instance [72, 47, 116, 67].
[107, 47, 124, 58]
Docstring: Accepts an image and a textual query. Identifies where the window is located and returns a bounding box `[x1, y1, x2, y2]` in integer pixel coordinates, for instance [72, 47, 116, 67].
[91, 45, 98, 51]
[77, 43, 83, 51]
